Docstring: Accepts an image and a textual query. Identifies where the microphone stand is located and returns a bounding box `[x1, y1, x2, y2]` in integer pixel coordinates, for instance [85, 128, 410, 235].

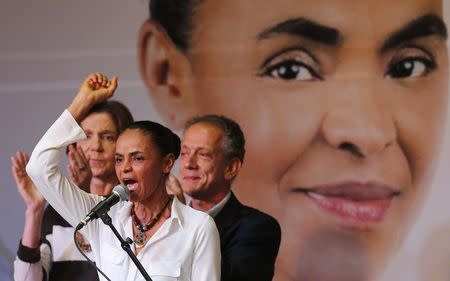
[99, 212, 153, 281]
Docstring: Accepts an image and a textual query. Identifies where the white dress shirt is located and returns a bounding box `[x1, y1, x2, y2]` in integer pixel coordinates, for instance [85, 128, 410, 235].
[186, 192, 231, 218]
[26, 110, 221, 281]
[206, 192, 231, 218]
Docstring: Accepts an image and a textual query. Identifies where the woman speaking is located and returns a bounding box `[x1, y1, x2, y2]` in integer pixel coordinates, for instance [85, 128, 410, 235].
[26, 73, 221, 281]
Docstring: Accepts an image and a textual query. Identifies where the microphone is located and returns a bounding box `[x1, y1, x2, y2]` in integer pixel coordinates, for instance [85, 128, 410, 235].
[76, 184, 129, 230]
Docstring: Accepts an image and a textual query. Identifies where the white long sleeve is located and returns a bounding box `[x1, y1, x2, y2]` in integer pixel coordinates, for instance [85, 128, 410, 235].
[25, 110, 221, 281]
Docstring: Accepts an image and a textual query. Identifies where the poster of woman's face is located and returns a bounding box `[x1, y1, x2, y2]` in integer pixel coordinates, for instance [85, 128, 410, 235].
[139, 0, 449, 280]
[0, 1, 449, 280]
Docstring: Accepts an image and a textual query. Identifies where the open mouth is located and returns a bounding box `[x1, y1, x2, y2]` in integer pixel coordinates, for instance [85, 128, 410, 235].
[122, 178, 138, 192]
[292, 182, 401, 229]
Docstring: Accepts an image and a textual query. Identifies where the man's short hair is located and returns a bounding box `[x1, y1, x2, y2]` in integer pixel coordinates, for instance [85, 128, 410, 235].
[184, 115, 246, 162]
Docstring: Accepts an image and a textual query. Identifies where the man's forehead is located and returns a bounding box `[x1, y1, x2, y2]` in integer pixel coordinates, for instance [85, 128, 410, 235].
[182, 123, 224, 148]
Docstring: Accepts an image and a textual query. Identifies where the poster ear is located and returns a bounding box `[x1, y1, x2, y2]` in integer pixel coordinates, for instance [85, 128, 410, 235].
[138, 20, 198, 130]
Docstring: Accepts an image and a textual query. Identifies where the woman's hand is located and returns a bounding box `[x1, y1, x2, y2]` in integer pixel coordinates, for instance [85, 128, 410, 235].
[11, 151, 46, 212]
[68, 73, 118, 123]
[12, 151, 46, 248]
[67, 144, 92, 191]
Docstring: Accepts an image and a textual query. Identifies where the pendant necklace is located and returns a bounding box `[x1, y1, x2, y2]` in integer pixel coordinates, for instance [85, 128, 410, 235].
[131, 197, 172, 249]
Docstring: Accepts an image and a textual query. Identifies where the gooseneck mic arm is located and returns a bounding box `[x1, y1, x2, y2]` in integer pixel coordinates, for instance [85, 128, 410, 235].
[98, 212, 153, 281]
[74, 184, 151, 280]
[76, 184, 129, 231]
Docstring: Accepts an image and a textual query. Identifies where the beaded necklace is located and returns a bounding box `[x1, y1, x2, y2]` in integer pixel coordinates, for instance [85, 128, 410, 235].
[131, 197, 172, 248]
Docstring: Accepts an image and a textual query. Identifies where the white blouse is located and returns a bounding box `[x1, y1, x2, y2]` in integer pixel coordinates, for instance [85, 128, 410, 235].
[26, 110, 221, 281]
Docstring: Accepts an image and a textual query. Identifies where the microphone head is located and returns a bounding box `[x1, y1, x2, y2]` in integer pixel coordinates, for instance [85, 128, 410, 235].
[112, 184, 129, 201]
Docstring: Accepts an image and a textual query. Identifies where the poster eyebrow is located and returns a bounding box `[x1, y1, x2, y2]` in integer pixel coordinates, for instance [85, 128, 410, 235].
[380, 14, 447, 54]
[257, 17, 341, 46]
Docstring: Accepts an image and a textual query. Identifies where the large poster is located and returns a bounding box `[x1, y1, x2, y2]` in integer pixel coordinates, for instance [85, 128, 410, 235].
[0, 0, 449, 280]
[140, 1, 449, 280]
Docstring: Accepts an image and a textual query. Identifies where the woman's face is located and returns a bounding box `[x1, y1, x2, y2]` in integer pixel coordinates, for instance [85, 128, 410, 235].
[114, 129, 173, 203]
[77, 112, 118, 179]
[171, 0, 448, 278]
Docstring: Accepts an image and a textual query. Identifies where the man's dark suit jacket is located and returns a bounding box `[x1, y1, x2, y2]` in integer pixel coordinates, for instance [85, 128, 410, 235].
[213, 192, 281, 281]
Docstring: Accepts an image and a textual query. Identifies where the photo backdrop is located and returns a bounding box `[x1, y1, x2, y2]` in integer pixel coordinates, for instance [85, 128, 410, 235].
[0, 1, 449, 280]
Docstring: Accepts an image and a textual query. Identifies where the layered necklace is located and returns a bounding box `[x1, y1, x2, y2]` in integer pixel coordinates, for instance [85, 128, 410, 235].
[131, 196, 172, 249]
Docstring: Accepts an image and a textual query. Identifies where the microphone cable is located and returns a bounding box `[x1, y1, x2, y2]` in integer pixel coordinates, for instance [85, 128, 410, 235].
[73, 229, 112, 281]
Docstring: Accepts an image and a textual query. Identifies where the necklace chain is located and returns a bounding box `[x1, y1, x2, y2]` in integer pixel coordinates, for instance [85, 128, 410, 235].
[131, 197, 172, 248]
